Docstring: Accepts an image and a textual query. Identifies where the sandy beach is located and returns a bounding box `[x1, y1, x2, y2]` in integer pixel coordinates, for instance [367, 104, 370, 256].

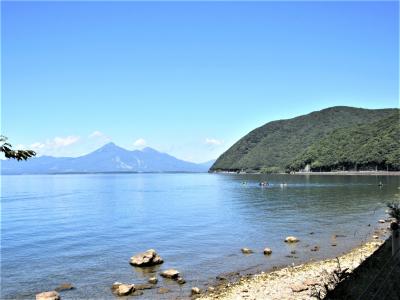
[199, 239, 385, 300]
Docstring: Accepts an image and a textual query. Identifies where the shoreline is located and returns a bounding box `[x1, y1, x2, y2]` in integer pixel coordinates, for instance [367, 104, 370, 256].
[199, 238, 386, 300]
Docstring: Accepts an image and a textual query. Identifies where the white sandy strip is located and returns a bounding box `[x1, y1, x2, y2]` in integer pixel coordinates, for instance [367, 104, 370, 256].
[200, 241, 383, 300]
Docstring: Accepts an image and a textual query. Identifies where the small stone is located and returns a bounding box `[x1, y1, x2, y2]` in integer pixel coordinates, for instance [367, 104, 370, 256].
[191, 287, 201, 295]
[373, 235, 379, 239]
[148, 277, 158, 284]
[55, 283, 74, 292]
[311, 246, 320, 252]
[160, 269, 180, 279]
[208, 286, 215, 292]
[285, 236, 299, 243]
[331, 243, 337, 247]
[242, 289, 249, 292]
[291, 284, 308, 292]
[241, 248, 253, 254]
[309, 232, 315, 235]
[157, 287, 170, 294]
[176, 276, 186, 284]
[290, 250, 296, 254]
[378, 219, 386, 223]
[36, 291, 60, 300]
[263, 248, 272, 255]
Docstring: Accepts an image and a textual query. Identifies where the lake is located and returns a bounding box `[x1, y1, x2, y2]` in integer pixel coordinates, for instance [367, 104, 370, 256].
[1, 173, 399, 299]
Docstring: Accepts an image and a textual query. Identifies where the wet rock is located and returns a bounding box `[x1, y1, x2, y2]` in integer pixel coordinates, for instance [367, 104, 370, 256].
[373, 235, 379, 239]
[378, 219, 386, 223]
[290, 250, 296, 254]
[309, 232, 315, 235]
[285, 236, 299, 243]
[160, 269, 180, 279]
[331, 243, 337, 247]
[36, 291, 60, 300]
[148, 277, 158, 284]
[291, 284, 308, 292]
[311, 246, 320, 252]
[191, 287, 201, 295]
[130, 249, 163, 267]
[135, 283, 155, 290]
[116, 284, 135, 296]
[241, 248, 253, 254]
[176, 276, 186, 284]
[157, 287, 170, 294]
[111, 282, 135, 296]
[263, 248, 272, 255]
[55, 283, 74, 292]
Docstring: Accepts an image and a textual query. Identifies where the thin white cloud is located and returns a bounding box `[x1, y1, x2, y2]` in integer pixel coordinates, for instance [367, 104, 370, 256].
[133, 138, 147, 148]
[29, 136, 80, 155]
[89, 131, 104, 138]
[53, 136, 80, 148]
[205, 138, 224, 146]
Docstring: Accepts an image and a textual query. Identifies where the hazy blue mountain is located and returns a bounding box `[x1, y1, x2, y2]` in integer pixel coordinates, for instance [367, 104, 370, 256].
[1, 143, 210, 174]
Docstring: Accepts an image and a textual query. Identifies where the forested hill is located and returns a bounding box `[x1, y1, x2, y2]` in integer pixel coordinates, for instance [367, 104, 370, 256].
[288, 112, 400, 171]
[210, 106, 399, 172]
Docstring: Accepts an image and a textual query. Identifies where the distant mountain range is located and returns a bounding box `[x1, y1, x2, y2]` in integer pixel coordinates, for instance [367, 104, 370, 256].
[210, 106, 400, 172]
[1, 143, 215, 174]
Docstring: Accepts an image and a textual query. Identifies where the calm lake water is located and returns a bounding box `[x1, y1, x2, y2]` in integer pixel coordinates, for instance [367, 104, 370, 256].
[1, 173, 399, 299]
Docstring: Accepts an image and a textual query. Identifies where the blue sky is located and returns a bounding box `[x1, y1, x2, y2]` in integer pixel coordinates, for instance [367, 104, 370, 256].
[2, 1, 398, 162]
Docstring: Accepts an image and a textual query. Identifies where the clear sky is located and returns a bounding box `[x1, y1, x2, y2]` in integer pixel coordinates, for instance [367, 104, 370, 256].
[2, 1, 398, 162]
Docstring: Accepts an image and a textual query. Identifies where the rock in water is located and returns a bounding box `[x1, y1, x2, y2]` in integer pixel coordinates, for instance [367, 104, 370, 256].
[36, 291, 60, 300]
[285, 236, 299, 243]
[176, 276, 186, 284]
[241, 248, 253, 254]
[263, 248, 272, 255]
[148, 277, 158, 284]
[111, 282, 135, 296]
[160, 269, 180, 279]
[55, 283, 74, 292]
[191, 287, 201, 295]
[129, 249, 164, 267]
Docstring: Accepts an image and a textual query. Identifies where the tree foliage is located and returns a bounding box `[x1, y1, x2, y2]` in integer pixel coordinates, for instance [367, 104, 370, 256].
[0, 136, 36, 161]
[288, 112, 400, 171]
[210, 106, 399, 172]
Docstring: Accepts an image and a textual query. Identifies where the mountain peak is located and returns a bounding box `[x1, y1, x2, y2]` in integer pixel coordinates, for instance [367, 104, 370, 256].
[141, 147, 159, 153]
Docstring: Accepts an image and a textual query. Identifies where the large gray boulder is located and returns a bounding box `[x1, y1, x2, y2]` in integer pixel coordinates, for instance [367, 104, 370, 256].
[129, 249, 164, 267]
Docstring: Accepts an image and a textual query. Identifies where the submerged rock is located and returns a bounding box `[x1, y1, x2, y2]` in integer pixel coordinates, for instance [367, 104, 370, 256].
[311, 246, 320, 252]
[130, 249, 164, 267]
[160, 269, 180, 279]
[55, 283, 74, 292]
[36, 291, 60, 300]
[285, 236, 299, 243]
[157, 287, 170, 294]
[135, 283, 155, 290]
[263, 248, 272, 255]
[241, 248, 254, 254]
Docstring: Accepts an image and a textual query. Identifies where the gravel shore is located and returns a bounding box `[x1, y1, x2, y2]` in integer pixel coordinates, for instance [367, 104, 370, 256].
[199, 240, 384, 300]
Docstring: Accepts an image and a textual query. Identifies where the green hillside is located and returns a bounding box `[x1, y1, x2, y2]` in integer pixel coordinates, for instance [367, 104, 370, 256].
[288, 112, 400, 171]
[210, 106, 399, 172]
